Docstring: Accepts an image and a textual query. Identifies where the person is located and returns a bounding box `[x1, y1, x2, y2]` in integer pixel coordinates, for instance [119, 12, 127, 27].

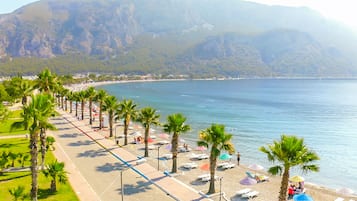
[288, 185, 295, 199]
[237, 152, 241, 165]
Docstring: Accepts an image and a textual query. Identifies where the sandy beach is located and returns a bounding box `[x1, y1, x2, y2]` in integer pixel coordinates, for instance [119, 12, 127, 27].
[65, 80, 357, 201]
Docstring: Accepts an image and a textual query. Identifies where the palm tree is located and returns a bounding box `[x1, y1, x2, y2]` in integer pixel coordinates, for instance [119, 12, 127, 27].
[17, 153, 30, 167]
[8, 185, 26, 201]
[8, 152, 18, 167]
[67, 91, 74, 113]
[102, 95, 119, 137]
[72, 92, 80, 117]
[12, 94, 56, 201]
[163, 113, 190, 173]
[34, 69, 58, 94]
[118, 99, 138, 145]
[77, 90, 86, 120]
[197, 124, 235, 194]
[42, 160, 67, 192]
[17, 79, 34, 106]
[259, 135, 320, 201]
[137, 107, 160, 157]
[46, 136, 56, 151]
[0, 104, 9, 122]
[95, 89, 108, 129]
[85, 87, 96, 125]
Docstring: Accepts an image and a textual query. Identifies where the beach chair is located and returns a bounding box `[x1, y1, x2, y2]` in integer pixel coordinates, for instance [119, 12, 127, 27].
[197, 154, 209, 160]
[236, 188, 252, 196]
[182, 162, 198, 169]
[136, 158, 147, 165]
[163, 153, 173, 159]
[222, 163, 235, 169]
[217, 162, 229, 168]
[242, 191, 259, 198]
[334, 198, 344, 201]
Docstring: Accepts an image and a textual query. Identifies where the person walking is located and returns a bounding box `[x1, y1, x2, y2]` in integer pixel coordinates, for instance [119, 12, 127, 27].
[237, 152, 241, 166]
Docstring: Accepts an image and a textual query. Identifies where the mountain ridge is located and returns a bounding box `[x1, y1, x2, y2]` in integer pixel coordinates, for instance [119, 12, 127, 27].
[0, 0, 357, 77]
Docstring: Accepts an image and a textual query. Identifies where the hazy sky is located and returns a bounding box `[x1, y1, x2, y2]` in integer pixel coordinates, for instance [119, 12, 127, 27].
[1, 0, 356, 28]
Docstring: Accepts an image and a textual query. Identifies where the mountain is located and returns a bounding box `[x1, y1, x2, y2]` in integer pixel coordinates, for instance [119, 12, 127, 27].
[0, 0, 357, 77]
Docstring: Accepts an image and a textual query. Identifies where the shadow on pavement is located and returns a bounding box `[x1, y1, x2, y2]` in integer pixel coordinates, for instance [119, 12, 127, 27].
[117, 180, 154, 195]
[68, 140, 94, 147]
[96, 162, 124, 173]
[77, 149, 108, 158]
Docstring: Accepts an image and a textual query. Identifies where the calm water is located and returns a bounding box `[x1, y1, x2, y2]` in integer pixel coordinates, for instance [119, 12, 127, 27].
[99, 79, 357, 191]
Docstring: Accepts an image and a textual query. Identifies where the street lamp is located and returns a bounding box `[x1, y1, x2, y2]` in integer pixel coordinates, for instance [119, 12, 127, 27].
[119, 166, 129, 201]
[157, 145, 162, 171]
[219, 177, 223, 201]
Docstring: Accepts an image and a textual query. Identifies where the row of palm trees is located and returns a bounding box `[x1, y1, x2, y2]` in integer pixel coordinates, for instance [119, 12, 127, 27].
[9, 68, 320, 201]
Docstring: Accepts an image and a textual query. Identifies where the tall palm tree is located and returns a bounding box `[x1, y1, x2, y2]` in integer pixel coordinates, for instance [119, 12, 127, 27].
[77, 90, 86, 120]
[72, 92, 80, 117]
[95, 89, 108, 129]
[137, 107, 160, 157]
[12, 94, 56, 201]
[67, 91, 74, 113]
[118, 99, 138, 145]
[34, 69, 58, 94]
[17, 79, 34, 106]
[102, 95, 119, 137]
[197, 124, 235, 194]
[85, 87, 96, 125]
[163, 113, 190, 173]
[42, 160, 67, 192]
[259, 135, 320, 201]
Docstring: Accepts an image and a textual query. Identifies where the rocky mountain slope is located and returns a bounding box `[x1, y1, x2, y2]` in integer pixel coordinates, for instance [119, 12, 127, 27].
[0, 0, 356, 77]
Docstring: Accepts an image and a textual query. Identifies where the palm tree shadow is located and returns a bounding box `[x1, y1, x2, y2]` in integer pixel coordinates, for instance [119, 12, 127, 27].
[116, 180, 154, 195]
[38, 188, 56, 199]
[96, 162, 124, 173]
[68, 140, 94, 146]
[77, 149, 108, 158]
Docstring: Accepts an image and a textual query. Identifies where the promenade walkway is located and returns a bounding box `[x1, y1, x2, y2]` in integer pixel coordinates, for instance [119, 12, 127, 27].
[53, 110, 211, 201]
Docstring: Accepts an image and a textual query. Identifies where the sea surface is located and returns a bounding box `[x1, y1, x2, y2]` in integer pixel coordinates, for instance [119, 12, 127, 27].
[99, 79, 357, 191]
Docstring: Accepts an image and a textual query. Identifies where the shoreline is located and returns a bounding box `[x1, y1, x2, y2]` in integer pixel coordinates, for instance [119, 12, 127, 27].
[65, 80, 357, 200]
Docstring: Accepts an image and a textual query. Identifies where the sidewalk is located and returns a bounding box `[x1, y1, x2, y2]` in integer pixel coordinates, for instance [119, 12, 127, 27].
[56, 110, 211, 201]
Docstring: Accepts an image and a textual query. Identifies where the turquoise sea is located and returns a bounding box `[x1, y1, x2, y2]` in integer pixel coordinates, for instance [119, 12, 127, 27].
[99, 79, 357, 191]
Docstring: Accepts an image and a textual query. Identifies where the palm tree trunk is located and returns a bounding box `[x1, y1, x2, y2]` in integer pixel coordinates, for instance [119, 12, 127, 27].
[89, 99, 92, 125]
[50, 179, 56, 192]
[99, 102, 103, 129]
[109, 113, 113, 137]
[40, 128, 46, 169]
[279, 167, 290, 201]
[124, 119, 129, 145]
[30, 130, 39, 201]
[144, 126, 149, 157]
[171, 133, 178, 173]
[75, 102, 78, 117]
[69, 100, 72, 113]
[81, 100, 84, 120]
[65, 98, 67, 111]
[208, 152, 217, 194]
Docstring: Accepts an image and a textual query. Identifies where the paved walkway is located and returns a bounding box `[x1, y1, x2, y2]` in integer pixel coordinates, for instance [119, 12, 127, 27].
[52, 110, 211, 201]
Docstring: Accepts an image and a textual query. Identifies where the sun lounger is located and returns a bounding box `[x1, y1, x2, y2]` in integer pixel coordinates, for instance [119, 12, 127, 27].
[242, 190, 259, 198]
[221, 163, 235, 169]
[197, 154, 209, 160]
[197, 174, 210, 179]
[163, 153, 173, 159]
[148, 145, 156, 150]
[217, 162, 229, 168]
[136, 158, 147, 165]
[236, 188, 252, 196]
[335, 198, 344, 201]
[201, 175, 219, 182]
[183, 162, 198, 169]
[157, 140, 170, 145]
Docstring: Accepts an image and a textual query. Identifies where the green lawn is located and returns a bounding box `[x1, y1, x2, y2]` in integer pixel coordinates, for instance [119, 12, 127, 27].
[0, 110, 27, 136]
[0, 138, 79, 201]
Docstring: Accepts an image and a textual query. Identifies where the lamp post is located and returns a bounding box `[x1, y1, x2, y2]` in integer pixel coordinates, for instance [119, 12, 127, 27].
[157, 145, 162, 171]
[219, 177, 223, 201]
[119, 166, 129, 201]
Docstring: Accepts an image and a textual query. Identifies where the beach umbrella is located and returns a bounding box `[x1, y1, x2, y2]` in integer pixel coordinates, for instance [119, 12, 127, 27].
[293, 194, 313, 201]
[336, 187, 354, 195]
[159, 133, 169, 139]
[200, 163, 210, 171]
[165, 144, 172, 150]
[248, 164, 264, 171]
[239, 176, 257, 185]
[219, 153, 232, 160]
[289, 175, 305, 183]
[147, 138, 154, 143]
[196, 146, 207, 151]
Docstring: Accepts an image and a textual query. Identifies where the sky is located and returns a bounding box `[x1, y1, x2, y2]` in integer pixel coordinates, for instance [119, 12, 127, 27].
[1, 0, 357, 29]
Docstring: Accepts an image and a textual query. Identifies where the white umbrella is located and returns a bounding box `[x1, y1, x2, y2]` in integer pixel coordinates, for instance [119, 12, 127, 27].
[336, 187, 354, 195]
[248, 164, 264, 171]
